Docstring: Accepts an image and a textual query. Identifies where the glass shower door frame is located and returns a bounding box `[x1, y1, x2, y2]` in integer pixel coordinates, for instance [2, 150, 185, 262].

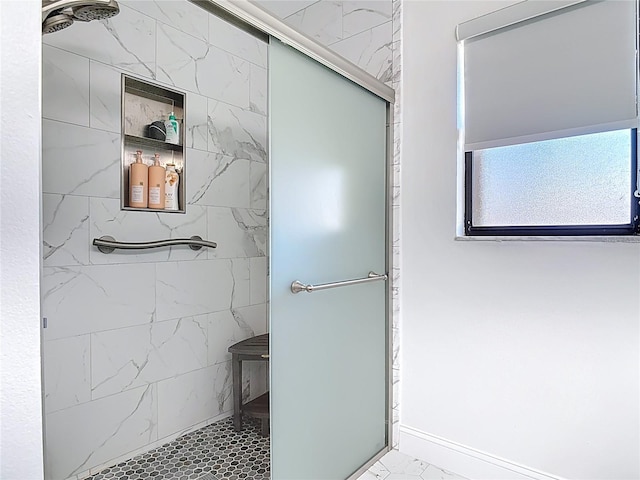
[267, 37, 396, 479]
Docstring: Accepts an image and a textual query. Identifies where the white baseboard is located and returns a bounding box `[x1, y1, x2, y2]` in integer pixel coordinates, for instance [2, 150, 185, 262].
[399, 424, 565, 480]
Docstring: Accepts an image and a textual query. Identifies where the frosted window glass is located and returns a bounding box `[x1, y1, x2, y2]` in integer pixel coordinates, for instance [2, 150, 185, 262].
[471, 130, 633, 227]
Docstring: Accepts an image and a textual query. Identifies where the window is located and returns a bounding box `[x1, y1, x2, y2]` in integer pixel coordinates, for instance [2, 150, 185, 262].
[465, 129, 638, 235]
[458, 0, 639, 236]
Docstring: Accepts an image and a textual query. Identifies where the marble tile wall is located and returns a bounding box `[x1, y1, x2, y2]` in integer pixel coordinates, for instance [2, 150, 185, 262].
[391, 0, 402, 450]
[41, 2, 268, 479]
[255, 0, 394, 84]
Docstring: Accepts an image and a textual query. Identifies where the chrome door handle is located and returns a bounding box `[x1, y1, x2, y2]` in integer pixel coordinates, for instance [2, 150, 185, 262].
[291, 271, 387, 294]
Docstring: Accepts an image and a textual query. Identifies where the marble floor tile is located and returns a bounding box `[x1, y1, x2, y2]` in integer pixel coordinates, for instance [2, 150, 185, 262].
[357, 450, 468, 480]
[380, 449, 429, 475]
[421, 464, 468, 480]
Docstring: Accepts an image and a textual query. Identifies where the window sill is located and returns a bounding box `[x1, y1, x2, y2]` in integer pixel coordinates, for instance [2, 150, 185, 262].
[455, 235, 640, 243]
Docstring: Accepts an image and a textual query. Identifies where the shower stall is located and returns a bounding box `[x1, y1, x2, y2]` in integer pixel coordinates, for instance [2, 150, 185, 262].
[40, 1, 394, 479]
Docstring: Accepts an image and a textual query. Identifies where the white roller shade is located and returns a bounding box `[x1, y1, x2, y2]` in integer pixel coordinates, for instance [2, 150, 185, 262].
[462, 0, 638, 151]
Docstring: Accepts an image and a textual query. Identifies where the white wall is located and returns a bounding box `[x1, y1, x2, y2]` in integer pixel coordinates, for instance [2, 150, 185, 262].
[400, 2, 640, 479]
[0, 1, 45, 479]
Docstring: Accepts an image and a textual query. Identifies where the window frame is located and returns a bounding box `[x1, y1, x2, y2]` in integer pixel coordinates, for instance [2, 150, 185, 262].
[463, 129, 640, 237]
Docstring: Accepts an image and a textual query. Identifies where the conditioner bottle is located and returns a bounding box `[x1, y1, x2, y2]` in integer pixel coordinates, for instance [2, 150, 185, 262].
[129, 150, 148, 208]
[148, 153, 166, 209]
[165, 164, 180, 210]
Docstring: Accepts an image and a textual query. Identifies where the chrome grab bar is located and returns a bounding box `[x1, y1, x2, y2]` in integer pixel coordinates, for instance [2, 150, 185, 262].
[291, 271, 388, 294]
[92, 235, 217, 254]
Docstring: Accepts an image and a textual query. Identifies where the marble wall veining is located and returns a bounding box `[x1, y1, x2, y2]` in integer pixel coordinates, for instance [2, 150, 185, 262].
[41, 2, 268, 479]
[255, 0, 394, 84]
[391, 0, 402, 450]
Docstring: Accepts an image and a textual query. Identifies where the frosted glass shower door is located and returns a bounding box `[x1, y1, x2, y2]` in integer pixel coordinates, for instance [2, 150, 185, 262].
[269, 39, 388, 479]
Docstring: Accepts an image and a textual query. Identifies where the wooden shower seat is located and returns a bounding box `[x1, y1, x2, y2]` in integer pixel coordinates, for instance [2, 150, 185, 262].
[228, 333, 269, 437]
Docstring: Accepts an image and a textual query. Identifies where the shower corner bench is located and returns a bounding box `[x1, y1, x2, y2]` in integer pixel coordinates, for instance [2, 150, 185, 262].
[228, 333, 270, 437]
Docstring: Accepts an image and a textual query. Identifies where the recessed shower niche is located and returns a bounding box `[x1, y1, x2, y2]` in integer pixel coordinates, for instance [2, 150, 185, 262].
[121, 74, 186, 213]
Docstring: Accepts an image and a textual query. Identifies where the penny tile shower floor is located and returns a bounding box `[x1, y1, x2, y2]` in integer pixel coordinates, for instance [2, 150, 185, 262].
[88, 416, 269, 480]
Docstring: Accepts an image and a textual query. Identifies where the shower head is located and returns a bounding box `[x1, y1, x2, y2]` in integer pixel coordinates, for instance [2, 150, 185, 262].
[42, 0, 120, 34]
[42, 12, 74, 34]
[72, 0, 119, 22]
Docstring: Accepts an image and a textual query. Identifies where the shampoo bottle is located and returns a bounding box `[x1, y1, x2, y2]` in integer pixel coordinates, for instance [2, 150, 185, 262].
[165, 112, 180, 145]
[148, 153, 166, 210]
[129, 150, 148, 208]
[165, 164, 180, 210]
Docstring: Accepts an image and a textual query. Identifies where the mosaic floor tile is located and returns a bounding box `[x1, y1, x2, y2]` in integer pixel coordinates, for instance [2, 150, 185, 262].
[86, 417, 464, 480]
[88, 416, 269, 480]
[196, 474, 219, 480]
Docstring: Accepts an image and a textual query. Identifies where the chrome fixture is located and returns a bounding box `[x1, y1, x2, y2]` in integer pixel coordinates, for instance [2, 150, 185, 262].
[42, 0, 119, 35]
[291, 271, 388, 294]
[92, 235, 217, 254]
